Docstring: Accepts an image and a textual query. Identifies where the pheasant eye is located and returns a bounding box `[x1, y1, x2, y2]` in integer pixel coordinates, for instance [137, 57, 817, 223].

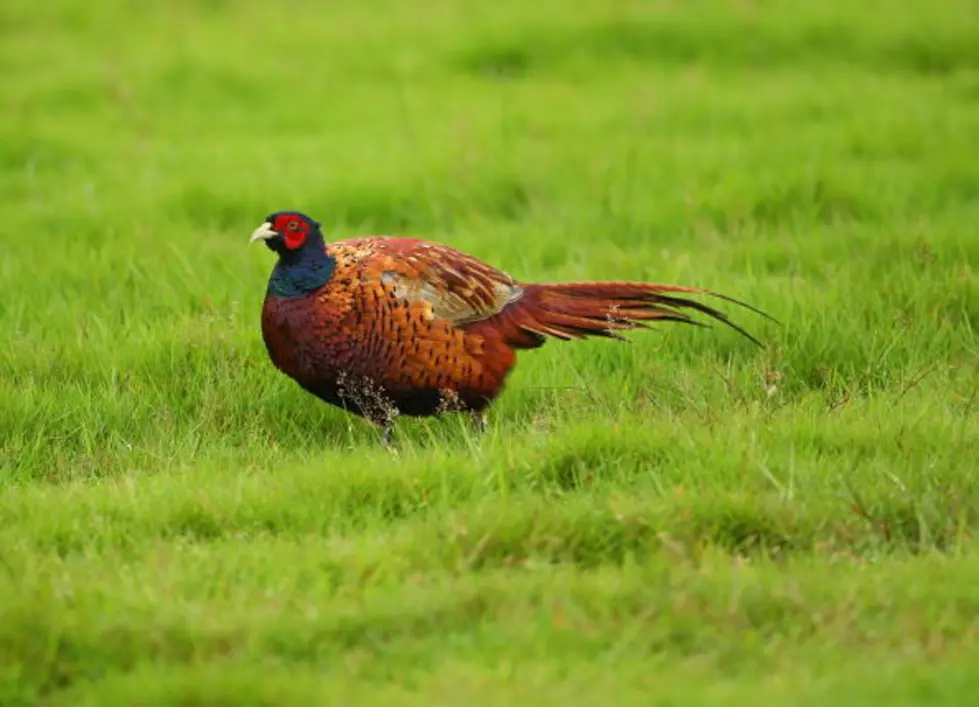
[286, 220, 300, 232]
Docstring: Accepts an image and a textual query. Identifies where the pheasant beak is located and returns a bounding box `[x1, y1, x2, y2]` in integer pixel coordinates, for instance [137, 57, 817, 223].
[249, 222, 278, 243]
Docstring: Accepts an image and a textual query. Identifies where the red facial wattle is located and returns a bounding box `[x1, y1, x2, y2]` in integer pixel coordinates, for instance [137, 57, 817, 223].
[283, 230, 306, 250]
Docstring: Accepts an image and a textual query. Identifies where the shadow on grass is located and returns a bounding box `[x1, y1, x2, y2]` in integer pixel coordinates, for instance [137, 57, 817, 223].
[172, 175, 535, 234]
[452, 19, 979, 80]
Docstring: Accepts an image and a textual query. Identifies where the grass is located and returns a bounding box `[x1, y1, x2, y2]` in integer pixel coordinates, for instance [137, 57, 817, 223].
[1, 0, 978, 702]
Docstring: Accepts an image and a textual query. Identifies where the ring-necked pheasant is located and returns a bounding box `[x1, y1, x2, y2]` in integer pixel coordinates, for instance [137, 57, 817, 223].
[250, 210, 773, 442]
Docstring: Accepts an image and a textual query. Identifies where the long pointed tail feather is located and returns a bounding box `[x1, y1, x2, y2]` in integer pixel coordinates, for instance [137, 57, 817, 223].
[473, 280, 775, 350]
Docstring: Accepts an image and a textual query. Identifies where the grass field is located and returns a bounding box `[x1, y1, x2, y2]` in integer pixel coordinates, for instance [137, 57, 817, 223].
[2, 0, 978, 703]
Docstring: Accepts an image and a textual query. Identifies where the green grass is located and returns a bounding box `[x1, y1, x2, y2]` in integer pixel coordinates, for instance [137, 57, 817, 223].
[2, 0, 978, 702]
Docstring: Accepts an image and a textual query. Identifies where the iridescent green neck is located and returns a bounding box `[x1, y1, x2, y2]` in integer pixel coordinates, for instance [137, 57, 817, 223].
[268, 248, 336, 299]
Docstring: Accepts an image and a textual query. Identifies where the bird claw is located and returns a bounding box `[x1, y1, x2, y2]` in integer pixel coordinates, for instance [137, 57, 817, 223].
[380, 425, 400, 452]
[469, 411, 488, 434]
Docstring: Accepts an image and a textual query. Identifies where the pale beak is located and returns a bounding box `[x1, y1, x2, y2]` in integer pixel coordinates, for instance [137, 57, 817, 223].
[249, 222, 277, 243]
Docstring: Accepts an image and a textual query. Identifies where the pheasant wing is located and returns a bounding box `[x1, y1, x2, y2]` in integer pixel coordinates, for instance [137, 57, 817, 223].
[361, 238, 525, 326]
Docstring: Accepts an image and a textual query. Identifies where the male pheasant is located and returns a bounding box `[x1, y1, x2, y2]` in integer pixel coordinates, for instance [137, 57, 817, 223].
[250, 210, 772, 441]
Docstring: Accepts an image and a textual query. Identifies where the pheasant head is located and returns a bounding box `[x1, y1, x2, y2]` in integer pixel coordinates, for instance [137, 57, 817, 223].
[250, 210, 335, 298]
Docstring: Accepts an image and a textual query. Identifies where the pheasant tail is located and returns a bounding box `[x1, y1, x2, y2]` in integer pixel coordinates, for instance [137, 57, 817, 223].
[472, 281, 774, 349]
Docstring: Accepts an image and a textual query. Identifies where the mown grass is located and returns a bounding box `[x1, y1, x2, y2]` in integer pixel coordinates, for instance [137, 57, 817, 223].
[1, 0, 978, 703]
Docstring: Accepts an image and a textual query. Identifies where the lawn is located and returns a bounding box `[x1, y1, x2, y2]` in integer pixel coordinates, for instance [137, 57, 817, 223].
[2, 0, 978, 703]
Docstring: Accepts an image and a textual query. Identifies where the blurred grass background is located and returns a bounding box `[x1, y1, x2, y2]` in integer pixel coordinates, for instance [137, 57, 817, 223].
[1, 0, 977, 704]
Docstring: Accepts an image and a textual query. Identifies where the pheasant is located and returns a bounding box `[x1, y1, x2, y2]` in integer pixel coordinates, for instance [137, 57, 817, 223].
[250, 210, 772, 441]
